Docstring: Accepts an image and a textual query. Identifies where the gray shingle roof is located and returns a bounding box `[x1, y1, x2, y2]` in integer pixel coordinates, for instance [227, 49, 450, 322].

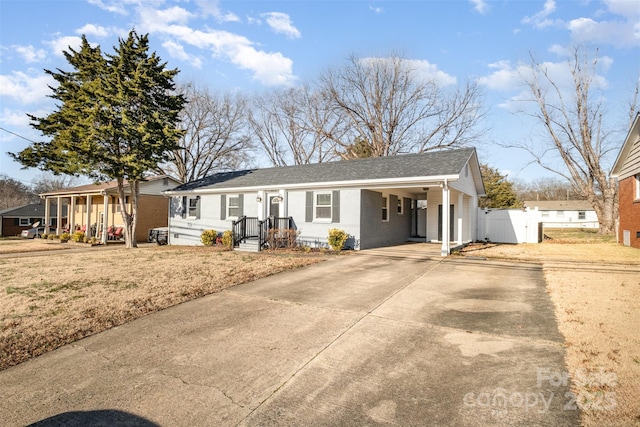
[172, 148, 475, 192]
[0, 203, 67, 217]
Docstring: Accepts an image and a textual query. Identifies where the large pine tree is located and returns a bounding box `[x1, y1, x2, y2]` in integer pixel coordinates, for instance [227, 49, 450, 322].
[10, 31, 185, 248]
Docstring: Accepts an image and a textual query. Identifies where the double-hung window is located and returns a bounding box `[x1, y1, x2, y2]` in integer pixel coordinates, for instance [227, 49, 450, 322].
[397, 197, 403, 215]
[315, 193, 332, 220]
[382, 196, 389, 221]
[19, 218, 30, 226]
[228, 195, 240, 218]
[635, 174, 640, 200]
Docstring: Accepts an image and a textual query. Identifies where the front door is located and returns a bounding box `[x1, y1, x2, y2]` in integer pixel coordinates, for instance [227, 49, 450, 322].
[269, 195, 280, 218]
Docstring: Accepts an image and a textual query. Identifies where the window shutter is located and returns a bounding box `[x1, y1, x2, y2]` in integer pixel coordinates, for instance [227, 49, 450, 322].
[238, 194, 244, 217]
[220, 195, 226, 220]
[305, 191, 313, 222]
[332, 190, 340, 223]
[181, 196, 187, 219]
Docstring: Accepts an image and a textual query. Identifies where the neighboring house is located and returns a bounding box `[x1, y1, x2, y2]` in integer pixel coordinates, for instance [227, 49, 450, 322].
[611, 113, 640, 248]
[40, 176, 180, 244]
[0, 203, 67, 237]
[523, 200, 598, 229]
[165, 147, 485, 256]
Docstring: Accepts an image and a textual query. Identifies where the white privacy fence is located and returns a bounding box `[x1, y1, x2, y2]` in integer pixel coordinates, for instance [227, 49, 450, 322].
[477, 208, 542, 244]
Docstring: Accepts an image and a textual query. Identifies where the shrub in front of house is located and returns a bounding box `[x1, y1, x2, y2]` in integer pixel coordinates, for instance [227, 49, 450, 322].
[48, 234, 56, 240]
[266, 228, 299, 249]
[201, 229, 218, 246]
[222, 230, 234, 250]
[60, 232, 70, 243]
[328, 228, 348, 251]
[41, 233, 48, 240]
[71, 231, 85, 243]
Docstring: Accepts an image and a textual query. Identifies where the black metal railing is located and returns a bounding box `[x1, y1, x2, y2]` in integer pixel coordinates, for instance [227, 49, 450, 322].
[233, 216, 293, 251]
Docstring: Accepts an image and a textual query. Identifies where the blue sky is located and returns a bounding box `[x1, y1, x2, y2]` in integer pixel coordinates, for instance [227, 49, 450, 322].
[1, 0, 639, 187]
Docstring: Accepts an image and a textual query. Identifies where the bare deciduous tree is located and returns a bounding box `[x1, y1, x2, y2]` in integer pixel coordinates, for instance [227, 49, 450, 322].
[158, 83, 253, 182]
[31, 173, 80, 195]
[515, 46, 628, 234]
[0, 175, 37, 209]
[248, 86, 341, 166]
[513, 177, 585, 201]
[318, 54, 486, 158]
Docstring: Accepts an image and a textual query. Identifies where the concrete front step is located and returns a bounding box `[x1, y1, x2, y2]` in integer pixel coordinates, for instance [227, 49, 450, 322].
[236, 240, 260, 252]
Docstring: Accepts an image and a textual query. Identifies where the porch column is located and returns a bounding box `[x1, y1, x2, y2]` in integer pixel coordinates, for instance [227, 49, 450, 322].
[44, 197, 51, 233]
[457, 192, 464, 245]
[56, 196, 62, 235]
[69, 196, 76, 233]
[257, 191, 265, 221]
[85, 196, 92, 237]
[281, 190, 288, 218]
[441, 181, 450, 256]
[102, 194, 109, 244]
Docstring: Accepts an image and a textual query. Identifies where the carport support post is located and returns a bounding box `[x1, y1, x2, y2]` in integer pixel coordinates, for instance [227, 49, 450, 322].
[457, 192, 463, 245]
[441, 181, 450, 256]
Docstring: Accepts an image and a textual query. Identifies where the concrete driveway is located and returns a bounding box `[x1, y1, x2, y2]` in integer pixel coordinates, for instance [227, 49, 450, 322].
[0, 244, 579, 426]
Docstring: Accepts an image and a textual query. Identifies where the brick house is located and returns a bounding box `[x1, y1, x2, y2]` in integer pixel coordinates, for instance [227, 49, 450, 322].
[611, 113, 640, 248]
[0, 203, 67, 237]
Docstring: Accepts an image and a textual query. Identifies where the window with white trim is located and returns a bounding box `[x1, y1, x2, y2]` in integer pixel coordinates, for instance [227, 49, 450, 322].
[578, 211, 586, 220]
[19, 218, 30, 226]
[315, 192, 332, 220]
[397, 197, 403, 215]
[382, 196, 389, 221]
[635, 174, 640, 200]
[189, 198, 198, 217]
[228, 195, 240, 218]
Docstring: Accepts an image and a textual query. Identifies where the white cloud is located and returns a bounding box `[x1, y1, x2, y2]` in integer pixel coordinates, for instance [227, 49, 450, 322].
[469, 0, 489, 15]
[604, 0, 640, 18]
[407, 59, 457, 86]
[77, 2, 298, 86]
[75, 24, 110, 38]
[477, 61, 523, 91]
[162, 40, 202, 68]
[12, 45, 47, 63]
[46, 35, 84, 57]
[568, 16, 640, 48]
[138, 5, 194, 32]
[0, 70, 55, 105]
[195, 0, 239, 22]
[86, 0, 141, 15]
[262, 12, 301, 39]
[522, 0, 559, 29]
[369, 5, 384, 14]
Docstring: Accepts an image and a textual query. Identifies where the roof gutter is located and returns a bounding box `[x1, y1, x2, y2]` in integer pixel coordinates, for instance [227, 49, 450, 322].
[164, 174, 460, 196]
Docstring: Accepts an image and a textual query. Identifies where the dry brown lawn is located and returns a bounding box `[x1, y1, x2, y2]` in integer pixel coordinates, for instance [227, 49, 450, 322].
[460, 231, 640, 427]
[0, 242, 325, 371]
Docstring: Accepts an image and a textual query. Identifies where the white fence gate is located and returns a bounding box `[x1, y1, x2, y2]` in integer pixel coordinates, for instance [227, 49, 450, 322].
[477, 208, 542, 244]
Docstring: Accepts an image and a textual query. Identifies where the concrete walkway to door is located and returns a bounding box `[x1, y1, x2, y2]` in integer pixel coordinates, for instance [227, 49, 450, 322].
[0, 243, 579, 426]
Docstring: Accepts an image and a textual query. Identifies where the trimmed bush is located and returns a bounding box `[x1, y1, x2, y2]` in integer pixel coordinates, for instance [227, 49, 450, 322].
[328, 228, 348, 251]
[201, 229, 218, 246]
[222, 230, 234, 250]
[41, 233, 48, 240]
[60, 232, 70, 243]
[71, 231, 85, 243]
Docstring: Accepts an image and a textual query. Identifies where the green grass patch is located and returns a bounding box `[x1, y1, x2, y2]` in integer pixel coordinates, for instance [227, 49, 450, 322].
[542, 228, 615, 243]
